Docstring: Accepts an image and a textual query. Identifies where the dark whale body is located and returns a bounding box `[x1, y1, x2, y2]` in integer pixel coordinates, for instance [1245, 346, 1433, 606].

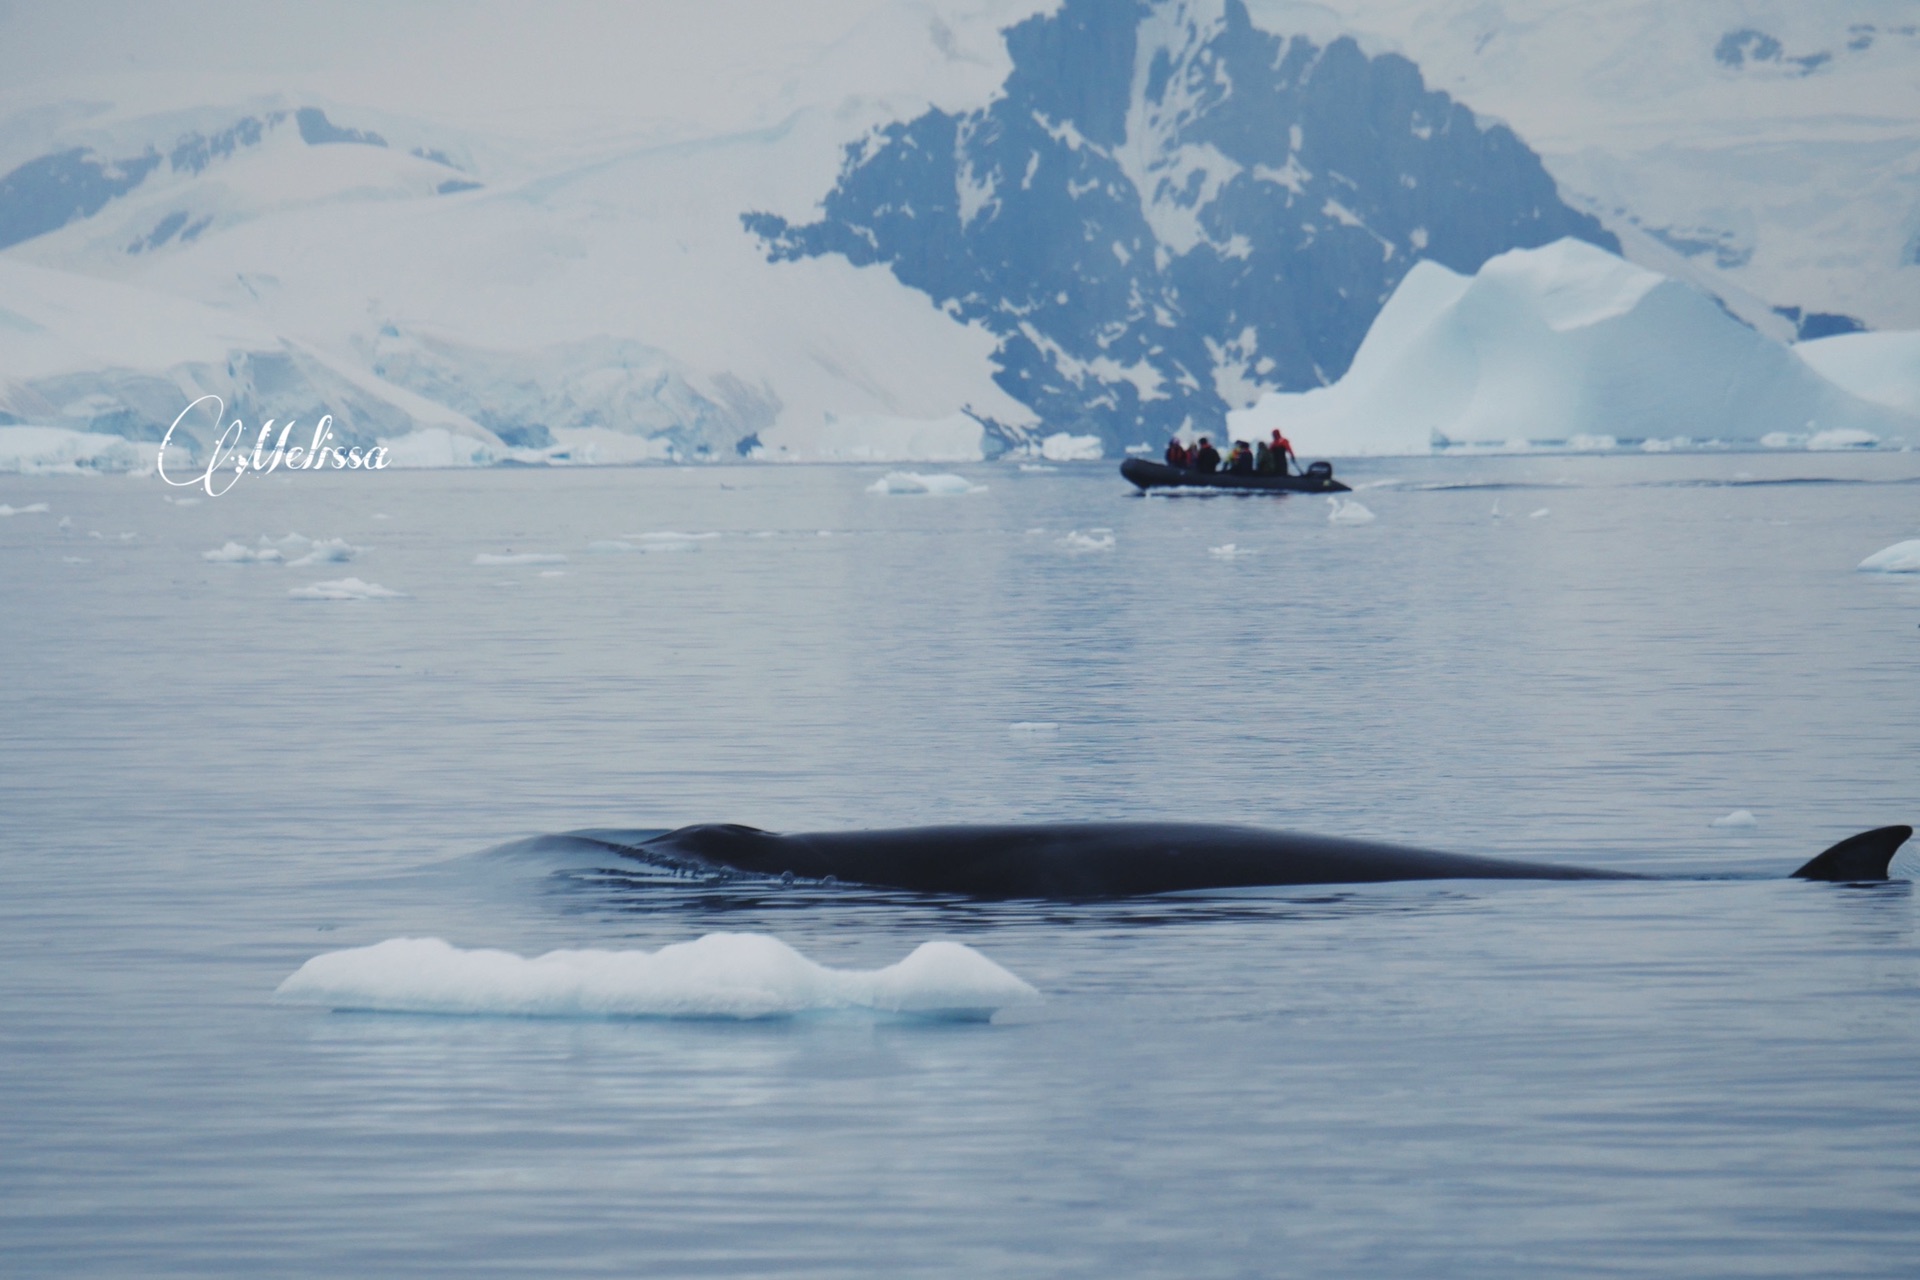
[567, 821, 1913, 900]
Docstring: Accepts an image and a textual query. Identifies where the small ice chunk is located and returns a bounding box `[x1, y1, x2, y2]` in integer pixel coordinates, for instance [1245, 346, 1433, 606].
[163, 496, 202, 506]
[289, 577, 405, 601]
[61, 555, 90, 564]
[287, 538, 362, 566]
[1858, 540, 1920, 573]
[1038, 432, 1102, 462]
[1327, 497, 1375, 524]
[0, 502, 51, 516]
[539, 569, 568, 578]
[276, 933, 1040, 1020]
[867, 471, 985, 495]
[588, 540, 635, 553]
[204, 541, 282, 563]
[1018, 463, 1058, 473]
[626, 531, 720, 552]
[1209, 543, 1250, 558]
[1529, 508, 1550, 519]
[1808, 428, 1877, 451]
[1061, 529, 1115, 552]
[473, 552, 567, 566]
[1008, 721, 1059, 738]
[1710, 810, 1759, 829]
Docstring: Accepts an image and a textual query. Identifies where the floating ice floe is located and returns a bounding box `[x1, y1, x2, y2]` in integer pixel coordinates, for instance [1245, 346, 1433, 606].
[205, 541, 282, 563]
[276, 933, 1040, 1021]
[1858, 540, 1920, 573]
[0, 502, 51, 516]
[206, 533, 362, 565]
[1060, 529, 1115, 552]
[288, 537, 361, 566]
[1007, 721, 1059, 738]
[1209, 543, 1250, 558]
[1529, 508, 1551, 519]
[867, 471, 985, 495]
[1710, 810, 1759, 829]
[473, 552, 567, 566]
[624, 531, 721, 551]
[1018, 463, 1058, 473]
[288, 577, 405, 601]
[1327, 497, 1375, 524]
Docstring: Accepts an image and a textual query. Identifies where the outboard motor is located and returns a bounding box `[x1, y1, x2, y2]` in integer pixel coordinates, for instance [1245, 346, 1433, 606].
[1306, 460, 1334, 484]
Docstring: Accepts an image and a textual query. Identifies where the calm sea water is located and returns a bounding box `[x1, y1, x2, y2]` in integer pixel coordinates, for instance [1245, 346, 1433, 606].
[3, 452, 1918, 1277]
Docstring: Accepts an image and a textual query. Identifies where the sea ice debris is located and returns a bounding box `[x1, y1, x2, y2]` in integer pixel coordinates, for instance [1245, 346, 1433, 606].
[276, 933, 1040, 1020]
[204, 541, 282, 563]
[867, 471, 985, 495]
[1061, 529, 1115, 552]
[288, 577, 405, 601]
[1710, 810, 1759, 829]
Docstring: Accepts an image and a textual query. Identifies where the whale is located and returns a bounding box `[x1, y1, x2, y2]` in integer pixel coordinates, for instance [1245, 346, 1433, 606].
[553, 821, 1913, 900]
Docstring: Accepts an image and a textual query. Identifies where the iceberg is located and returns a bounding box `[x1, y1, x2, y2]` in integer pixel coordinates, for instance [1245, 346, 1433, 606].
[276, 933, 1040, 1021]
[1230, 239, 1916, 457]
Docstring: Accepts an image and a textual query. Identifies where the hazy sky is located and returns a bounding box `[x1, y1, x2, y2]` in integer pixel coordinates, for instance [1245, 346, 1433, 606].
[0, 0, 1049, 144]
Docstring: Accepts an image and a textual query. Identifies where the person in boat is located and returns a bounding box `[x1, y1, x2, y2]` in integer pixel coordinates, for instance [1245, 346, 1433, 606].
[1191, 437, 1221, 473]
[1267, 429, 1296, 476]
[1227, 441, 1255, 473]
[1254, 438, 1273, 473]
[1165, 437, 1190, 468]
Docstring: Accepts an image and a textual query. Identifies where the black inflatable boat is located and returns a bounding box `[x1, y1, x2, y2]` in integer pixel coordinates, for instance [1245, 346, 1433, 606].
[1120, 457, 1350, 493]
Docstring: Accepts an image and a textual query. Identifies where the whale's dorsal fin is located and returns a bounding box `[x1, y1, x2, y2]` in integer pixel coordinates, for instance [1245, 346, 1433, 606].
[1791, 826, 1913, 881]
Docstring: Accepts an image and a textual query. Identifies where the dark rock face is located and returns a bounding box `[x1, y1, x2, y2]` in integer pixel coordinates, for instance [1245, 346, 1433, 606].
[745, 0, 1617, 448]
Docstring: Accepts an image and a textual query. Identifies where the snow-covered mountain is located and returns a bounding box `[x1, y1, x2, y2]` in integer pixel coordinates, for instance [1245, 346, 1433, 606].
[1307, 0, 1920, 339]
[0, 0, 1913, 463]
[749, 0, 1615, 448]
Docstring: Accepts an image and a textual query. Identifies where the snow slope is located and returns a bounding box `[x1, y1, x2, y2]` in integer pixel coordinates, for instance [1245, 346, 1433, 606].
[1229, 238, 1916, 456]
[1795, 331, 1920, 418]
